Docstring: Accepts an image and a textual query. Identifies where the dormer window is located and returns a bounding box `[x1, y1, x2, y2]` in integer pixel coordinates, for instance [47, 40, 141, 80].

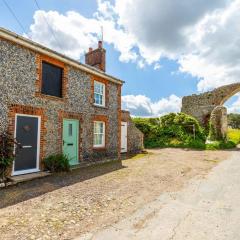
[94, 81, 105, 106]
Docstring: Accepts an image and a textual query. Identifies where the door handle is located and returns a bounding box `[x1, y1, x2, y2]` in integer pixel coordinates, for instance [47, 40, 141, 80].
[22, 145, 32, 149]
[67, 143, 74, 146]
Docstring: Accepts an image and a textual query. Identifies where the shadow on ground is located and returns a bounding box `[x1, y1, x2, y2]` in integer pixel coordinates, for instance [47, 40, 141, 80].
[0, 160, 124, 209]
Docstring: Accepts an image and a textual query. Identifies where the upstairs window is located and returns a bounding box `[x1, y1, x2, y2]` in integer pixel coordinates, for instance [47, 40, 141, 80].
[93, 121, 105, 147]
[94, 81, 105, 106]
[41, 61, 63, 98]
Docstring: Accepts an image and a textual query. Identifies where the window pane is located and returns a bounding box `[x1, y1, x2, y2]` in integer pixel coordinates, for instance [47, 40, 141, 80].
[94, 122, 99, 134]
[41, 61, 63, 97]
[94, 122, 98, 133]
[94, 82, 101, 94]
[97, 134, 101, 145]
[94, 81, 105, 106]
[94, 93, 98, 104]
[99, 95, 103, 105]
[68, 123, 73, 136]
[99, 84, 103, 94]
[93, 122, 105, 146]
[94, 134, 98, 145]
[94, 134, 101, 145]
[99, 133, 103, 145]
[100, 123, 103, 133]
[95, 93, 100, 105]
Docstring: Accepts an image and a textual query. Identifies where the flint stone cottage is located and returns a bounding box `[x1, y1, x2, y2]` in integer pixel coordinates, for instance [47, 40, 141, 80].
[0, 27, 143, 176]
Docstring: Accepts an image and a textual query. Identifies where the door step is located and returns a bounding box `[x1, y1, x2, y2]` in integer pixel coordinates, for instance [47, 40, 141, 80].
[70, 158, 121, 170]
[11, 172, 51, 184]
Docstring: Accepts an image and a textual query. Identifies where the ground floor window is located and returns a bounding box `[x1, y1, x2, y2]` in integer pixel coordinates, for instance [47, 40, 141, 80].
[93, 121, 105, 147]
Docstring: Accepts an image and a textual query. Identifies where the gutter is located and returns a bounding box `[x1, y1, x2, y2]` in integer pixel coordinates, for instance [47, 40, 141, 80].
[0, 27, 124, 85]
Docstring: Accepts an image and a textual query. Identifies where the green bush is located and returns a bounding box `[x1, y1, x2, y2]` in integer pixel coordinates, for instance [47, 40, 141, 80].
[133, 113, 238, 150]
[0, 132, 19, 183]
[228, 113, 240, 129]
[44, 154, 70, 172]
[133, 113, 206, 149]
[206, 140, 236, 150]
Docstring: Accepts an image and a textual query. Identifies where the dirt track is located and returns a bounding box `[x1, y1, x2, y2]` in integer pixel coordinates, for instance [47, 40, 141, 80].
[0, 148, 232, 240]
[78, 150, 240, 240]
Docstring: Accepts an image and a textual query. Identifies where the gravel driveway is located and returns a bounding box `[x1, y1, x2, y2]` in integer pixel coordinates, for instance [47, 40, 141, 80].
[0, 148, 232, 240]
[79, 150, 240, 240]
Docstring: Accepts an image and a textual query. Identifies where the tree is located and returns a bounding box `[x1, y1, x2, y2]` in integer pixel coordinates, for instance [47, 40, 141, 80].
[228, 113, 240, 129]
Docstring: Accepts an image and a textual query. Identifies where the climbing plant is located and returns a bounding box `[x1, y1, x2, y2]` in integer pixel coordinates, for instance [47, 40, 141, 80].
[0, 132, 20, 185]
[134, 113, 206, 149]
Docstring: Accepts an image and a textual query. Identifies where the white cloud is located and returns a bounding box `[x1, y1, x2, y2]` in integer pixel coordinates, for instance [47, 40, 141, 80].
[115, 0, 227, 56]
[154, 63, 162, 70]
[179, 0, 240, 91]
[28, 8, 137, 62]
[122, 94, 182, 117]
[113, 0, 240, 91]
[28, 10, 100, 59]
[27, 0, 240, 93]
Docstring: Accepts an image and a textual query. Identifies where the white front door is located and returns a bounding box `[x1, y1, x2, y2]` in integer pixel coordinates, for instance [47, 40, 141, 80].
[121, 122, 127, 153]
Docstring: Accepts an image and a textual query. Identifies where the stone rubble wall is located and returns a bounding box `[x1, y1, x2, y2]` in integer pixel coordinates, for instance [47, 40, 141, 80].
[209, 106, 228, 141]
[181, 83, 240, 140]
[121, 110, 144, 154]
[182, 83, 240, 125]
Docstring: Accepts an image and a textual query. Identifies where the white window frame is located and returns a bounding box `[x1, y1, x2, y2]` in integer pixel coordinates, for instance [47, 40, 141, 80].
[93, 121, 105, 148]
[94, 81, 106, 107]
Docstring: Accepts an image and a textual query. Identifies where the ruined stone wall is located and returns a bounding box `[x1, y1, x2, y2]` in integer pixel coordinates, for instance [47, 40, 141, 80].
[209, 106, 228, 141]
[181, 83, 240, 140]
[182, 83, 240, 126]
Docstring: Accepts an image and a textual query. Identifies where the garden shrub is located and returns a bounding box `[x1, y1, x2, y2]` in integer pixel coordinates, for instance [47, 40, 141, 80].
[44, 154, 70, 172]
[133, 113, 206, 149]
[228, 113, 240, 129]
[206, 140, 236, 150]
[0, 132, 19, 184]
[133, 113, 237, 150]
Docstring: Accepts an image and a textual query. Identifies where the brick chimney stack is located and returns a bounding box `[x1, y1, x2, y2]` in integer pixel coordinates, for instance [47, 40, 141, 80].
[85, 41, 106, 72]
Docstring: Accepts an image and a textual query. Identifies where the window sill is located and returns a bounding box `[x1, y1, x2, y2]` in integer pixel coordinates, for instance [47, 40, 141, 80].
[93, 104, 108, 109]
[35, 92, 65, 102]
[93, 146, 106, 151]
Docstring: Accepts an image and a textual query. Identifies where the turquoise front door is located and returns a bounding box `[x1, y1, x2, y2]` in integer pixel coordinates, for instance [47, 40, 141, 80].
[63, 119, 79, 166]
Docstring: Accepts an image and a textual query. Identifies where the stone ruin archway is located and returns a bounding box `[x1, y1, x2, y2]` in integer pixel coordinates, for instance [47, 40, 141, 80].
[181, 83, 240, 140]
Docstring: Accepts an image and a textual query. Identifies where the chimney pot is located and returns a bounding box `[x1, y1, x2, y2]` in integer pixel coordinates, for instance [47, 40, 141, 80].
[89, 47, 93, 52]
[98, 41, 103, 49]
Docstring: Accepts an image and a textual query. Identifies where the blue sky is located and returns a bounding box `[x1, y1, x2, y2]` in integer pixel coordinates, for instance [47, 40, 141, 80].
[1, 0, 240, 116]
